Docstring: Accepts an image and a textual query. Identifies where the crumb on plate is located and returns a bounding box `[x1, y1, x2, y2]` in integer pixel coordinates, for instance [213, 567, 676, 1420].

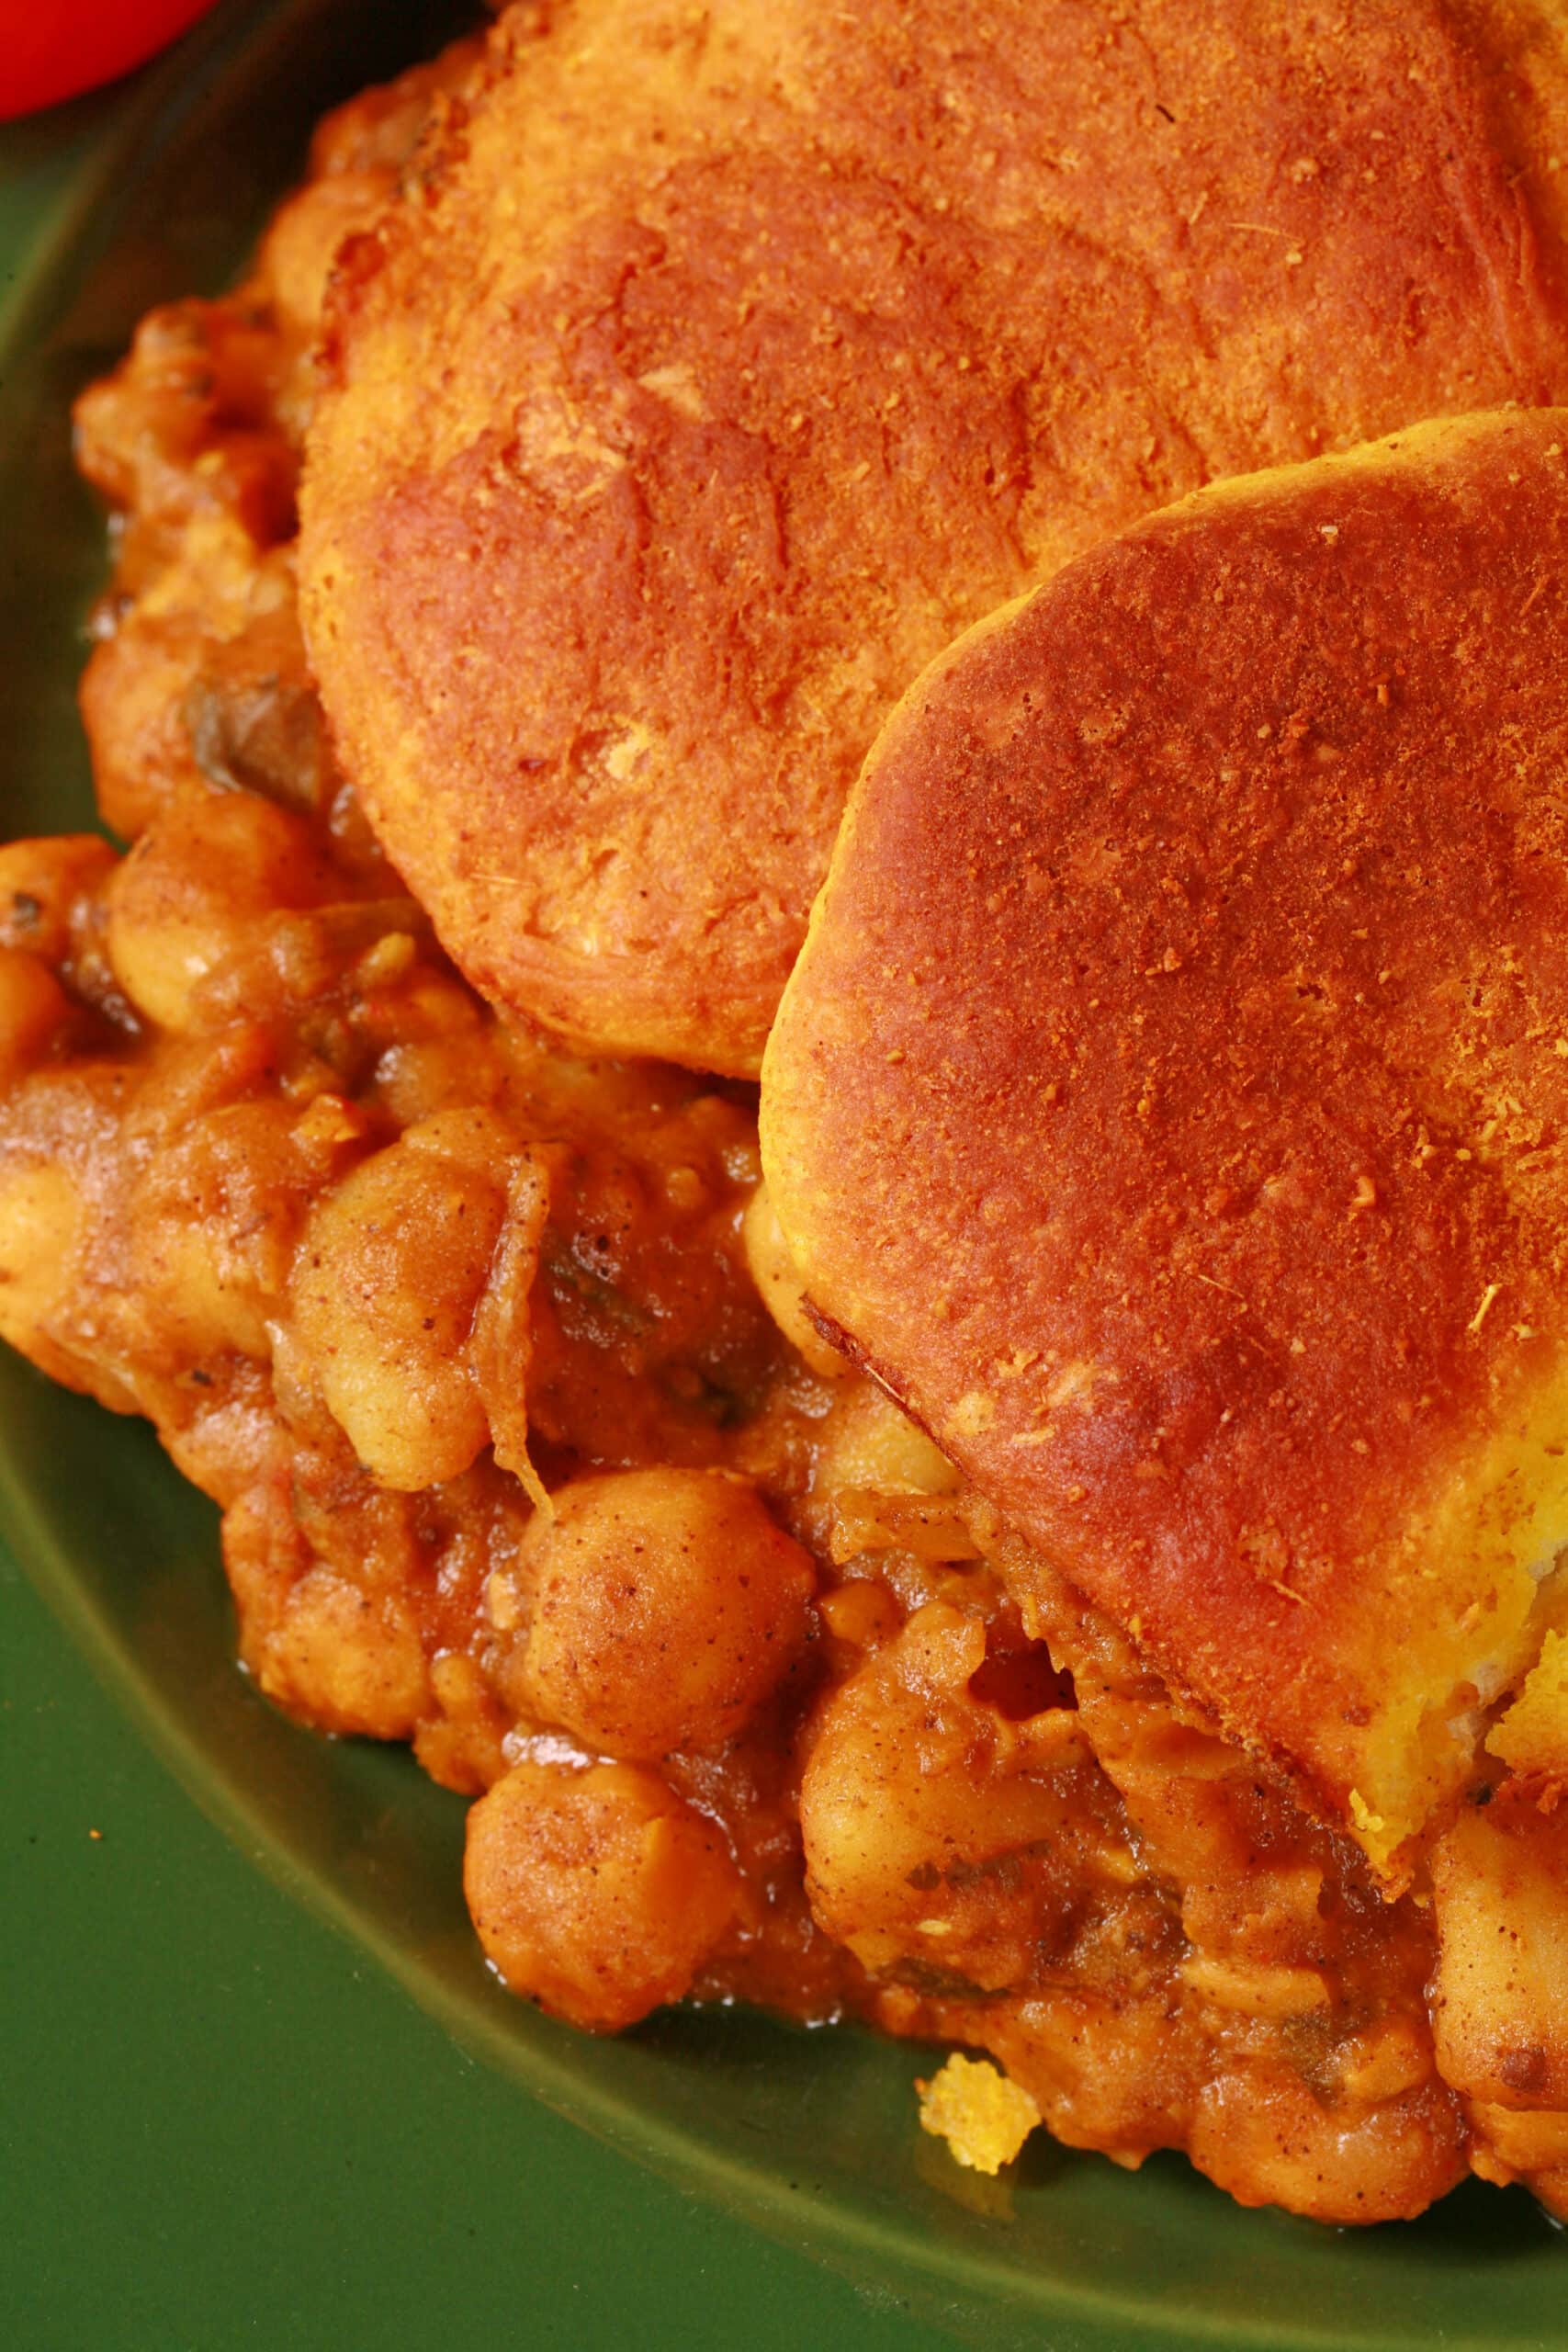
[917, 2053, 1041, 2176]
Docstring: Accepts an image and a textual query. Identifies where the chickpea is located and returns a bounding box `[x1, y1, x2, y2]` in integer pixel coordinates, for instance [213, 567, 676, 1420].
[121, 1096, 321, 1368]
[252, 1564, 433, 1741]
[104, 789, 333, 1030]
[1335, 2019, 1433, 2107]
[502, 1467, 815, 1759]
[1468, 2099, 1568, 2175]
[816, 1380, 959, 1498]
[371, 1034, 503, 1127]
[741, 1178, 847, 1377]
[224, 1478, 434, 1740]
[400, 1104, 519, 1180]
[464, 1758, 742, 2030]
[132, 1213, 274, 1363]
[0, 1159, 84, 1355]
[1190, 2064, 1466, 2224]
[79, 621, 208, 840]
[416, 1652, 512, 1796]
[800, 1601, 1087, 1989]
[289, 1119, 511, 1489]
[1430, 1801, 1568, 2109]
[0, 951, 71, 1093]
[0, 835, 117, 965]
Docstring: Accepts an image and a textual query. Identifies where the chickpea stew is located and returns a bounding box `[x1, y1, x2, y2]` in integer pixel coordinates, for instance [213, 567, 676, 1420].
[0, 29, 1563, 2240]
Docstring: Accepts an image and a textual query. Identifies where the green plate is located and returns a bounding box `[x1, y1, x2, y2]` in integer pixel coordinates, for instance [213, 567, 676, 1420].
[0, 6, 1562, 2346]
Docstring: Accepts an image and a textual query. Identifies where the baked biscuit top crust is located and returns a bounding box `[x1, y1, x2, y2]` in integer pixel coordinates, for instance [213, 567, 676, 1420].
[300, 0, 1568, 1074]
[764, 410, 1568, 1875]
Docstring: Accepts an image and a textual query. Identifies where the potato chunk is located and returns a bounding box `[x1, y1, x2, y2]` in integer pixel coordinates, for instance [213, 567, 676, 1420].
[464, 1758, 742, 2030]
[505, 1467, 815, 1759]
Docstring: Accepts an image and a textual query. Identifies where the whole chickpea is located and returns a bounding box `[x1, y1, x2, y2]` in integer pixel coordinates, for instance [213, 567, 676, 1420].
[104, 788, 333, 1031]
[499, 1466, 816, 1760]
[289, 1117, 512, 1490]
[222, 1484, 432, 1741]
[1190, 2062, 1465, 2225]
[0, 950, 72, 1093]
[464, 1757, 742, 2030]
[256, 1566, 433, 1742]
[800, 1601, 1087, 1990]
[0, 1158, 83, 1357]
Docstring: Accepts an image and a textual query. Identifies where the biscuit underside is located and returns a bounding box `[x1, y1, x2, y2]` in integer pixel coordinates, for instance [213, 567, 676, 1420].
[762, 410, 1568, 1878]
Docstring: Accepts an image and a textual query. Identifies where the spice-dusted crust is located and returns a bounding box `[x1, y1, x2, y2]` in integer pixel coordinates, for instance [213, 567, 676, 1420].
[763, 410, 1568, 1878]
[299, 0, 1568, 1075]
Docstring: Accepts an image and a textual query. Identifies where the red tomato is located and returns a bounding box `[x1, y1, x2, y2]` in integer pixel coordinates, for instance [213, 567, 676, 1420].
[0, 1, 224, 121]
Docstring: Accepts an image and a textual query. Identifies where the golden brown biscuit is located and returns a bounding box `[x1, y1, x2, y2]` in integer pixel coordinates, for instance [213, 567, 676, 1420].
[762, 409, 1568, 1881]
[299, 0, 1568, 1074]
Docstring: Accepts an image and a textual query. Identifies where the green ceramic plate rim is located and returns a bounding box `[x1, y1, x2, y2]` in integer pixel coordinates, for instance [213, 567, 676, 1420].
[0, 6, 1561, 2346]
